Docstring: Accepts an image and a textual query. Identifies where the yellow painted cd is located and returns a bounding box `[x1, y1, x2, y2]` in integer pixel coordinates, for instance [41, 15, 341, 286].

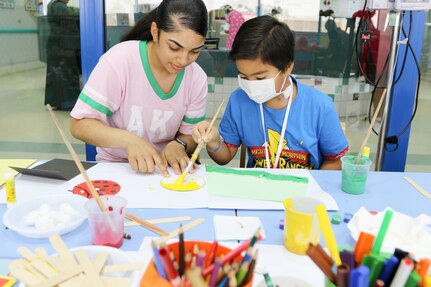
[160, 174, 205, 192]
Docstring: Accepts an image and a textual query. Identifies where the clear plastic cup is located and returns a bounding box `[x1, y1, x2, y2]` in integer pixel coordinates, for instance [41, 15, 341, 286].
[85, 195, 127, 248]
[341, 155, 372, 195]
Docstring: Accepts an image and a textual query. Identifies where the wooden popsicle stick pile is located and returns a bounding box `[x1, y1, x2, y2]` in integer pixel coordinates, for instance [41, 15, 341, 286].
[9, 234, 144, 287]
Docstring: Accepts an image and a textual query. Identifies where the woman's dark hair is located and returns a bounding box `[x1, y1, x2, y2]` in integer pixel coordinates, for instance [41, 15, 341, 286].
[121, 0, 208, 42]
[229, 15, 295, 72]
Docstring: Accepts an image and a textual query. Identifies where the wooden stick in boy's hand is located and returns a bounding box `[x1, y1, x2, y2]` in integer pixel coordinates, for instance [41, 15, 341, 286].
[175, 99, 225, 185]
[355, 89, 387, 164]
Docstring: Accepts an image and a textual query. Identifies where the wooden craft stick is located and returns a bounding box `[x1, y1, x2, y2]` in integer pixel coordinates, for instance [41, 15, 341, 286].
[46, 256, 69, 273]
[355, 89, 387, 164]
[31, 258, 58, 278]
[34, 248, 49, 260]
[155, 218, 205, 245]
[9, 264, 42, 285]
[49, 234, 78, 268]
[10, 259, 45, 282]
[101, 276, 131, 287]
[61, 275, 84, 287]
[101, 262, 145, 274]
[32, 265, 83, 287]
[404, 176, 431, 199]
[75, 250, 107, 287]
[17, 247, 38, 261]
[91, 252, 109, 274]
[124, 216, 192, 226]
[125, 212, 169, 236]
[21, 254, 59, 281]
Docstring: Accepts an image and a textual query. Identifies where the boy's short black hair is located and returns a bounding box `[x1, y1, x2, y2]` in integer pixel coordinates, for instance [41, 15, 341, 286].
[228, 15, 295, 72]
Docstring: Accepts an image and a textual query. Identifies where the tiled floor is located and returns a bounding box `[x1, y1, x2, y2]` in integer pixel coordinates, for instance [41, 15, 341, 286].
[0, 63, 430, 172]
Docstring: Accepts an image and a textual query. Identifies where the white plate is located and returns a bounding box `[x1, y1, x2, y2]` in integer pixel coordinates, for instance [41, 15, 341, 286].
[19, 245, 141, 287]
[3, 194, 88, 238]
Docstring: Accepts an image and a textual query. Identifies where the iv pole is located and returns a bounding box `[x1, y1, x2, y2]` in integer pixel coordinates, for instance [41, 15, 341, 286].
[375, 11, 401, 171]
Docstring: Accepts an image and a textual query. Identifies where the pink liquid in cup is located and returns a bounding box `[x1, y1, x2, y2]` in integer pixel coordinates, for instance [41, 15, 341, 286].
[85, 196, 127, 248]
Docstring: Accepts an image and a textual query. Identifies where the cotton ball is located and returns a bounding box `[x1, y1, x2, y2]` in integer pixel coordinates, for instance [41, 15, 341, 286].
[34, 215, 55, 230]
[57, 213, 73, 226]
[24, 210, 40, 226]
[59, 203, 79, 219]
[38, 203, 52, 215]
[48, 210, 62, 226]
[60, 203, 75, 214]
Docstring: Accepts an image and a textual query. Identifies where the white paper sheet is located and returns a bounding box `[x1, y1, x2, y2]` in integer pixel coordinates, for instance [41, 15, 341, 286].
[7, 163, 338, 210]
[6, 162, 208, 209]
[213, 215, 266, 241]
[67, 163, 209, 208]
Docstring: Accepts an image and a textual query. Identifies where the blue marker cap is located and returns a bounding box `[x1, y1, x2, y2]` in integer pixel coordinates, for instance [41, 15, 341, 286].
[279, 219, 284, 230]
[344, 213, 353, 223]
[351, 265, 370, 287]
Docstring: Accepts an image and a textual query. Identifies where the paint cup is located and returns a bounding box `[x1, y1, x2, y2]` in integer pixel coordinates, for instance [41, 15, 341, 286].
[85, 195, 127, 248]
[283, 197, 322, 255]
[341, 155, 372, 195]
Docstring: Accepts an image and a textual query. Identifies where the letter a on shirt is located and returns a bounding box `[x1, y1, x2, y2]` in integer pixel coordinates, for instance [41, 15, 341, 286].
[149, 109, 173, 140]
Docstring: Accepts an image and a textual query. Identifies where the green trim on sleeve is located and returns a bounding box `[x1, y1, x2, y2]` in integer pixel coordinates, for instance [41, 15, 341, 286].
[140, 41, 185, 100]
[183, 115, 206, 124]
[79, 92, 113, 117]
[205, 165, 309, 183]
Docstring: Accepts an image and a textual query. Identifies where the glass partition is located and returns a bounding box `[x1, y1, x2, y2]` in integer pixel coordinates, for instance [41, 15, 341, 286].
[0, 0, 83, 160]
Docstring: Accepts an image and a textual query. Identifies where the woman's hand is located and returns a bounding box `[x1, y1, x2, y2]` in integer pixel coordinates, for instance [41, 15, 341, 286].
[160, 140, 191, 175]
[125, 136, 169, 177]
[192, 121, 220, 151]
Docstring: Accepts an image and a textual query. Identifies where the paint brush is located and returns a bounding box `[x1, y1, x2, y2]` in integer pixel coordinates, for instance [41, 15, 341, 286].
[355, 89, 386, 164]
[46, 104, 115, 231]
[174, 100, 225, 185]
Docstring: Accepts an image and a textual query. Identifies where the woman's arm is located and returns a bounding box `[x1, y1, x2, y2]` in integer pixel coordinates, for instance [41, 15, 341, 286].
[70, 118, 169, 176]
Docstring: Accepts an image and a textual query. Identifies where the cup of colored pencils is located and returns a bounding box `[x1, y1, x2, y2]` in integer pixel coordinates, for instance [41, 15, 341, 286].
[140, 229, 261, 287]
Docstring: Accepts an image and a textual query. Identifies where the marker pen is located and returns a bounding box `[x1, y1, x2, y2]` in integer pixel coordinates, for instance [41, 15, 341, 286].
[378, 256, 399, 286]
[336, 264, 350, 287]
[390, 257, 414, 287]
[405, 271, 421, 287]
[350, 265, 370, 287]
[354, 232, 375, 265]
[362, 254, 385, 286]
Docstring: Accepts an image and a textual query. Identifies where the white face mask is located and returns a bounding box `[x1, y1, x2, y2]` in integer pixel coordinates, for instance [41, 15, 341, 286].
[238, 71, 291, 104]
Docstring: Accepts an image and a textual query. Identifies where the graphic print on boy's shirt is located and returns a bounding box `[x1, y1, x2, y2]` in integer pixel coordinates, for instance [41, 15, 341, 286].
[249, 129, 314, 169]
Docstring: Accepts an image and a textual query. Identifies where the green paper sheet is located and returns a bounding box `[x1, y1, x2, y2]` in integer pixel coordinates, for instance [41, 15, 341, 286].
[206, 165, 309, 202]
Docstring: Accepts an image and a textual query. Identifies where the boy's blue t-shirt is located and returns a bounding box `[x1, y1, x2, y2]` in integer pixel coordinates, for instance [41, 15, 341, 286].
[219, 77, 349, 169]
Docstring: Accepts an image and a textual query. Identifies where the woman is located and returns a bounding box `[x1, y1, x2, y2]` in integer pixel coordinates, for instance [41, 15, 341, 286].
[70, 0, 208, 176]
[193, 15, 349, 170]
[223, 5, 245, 50]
